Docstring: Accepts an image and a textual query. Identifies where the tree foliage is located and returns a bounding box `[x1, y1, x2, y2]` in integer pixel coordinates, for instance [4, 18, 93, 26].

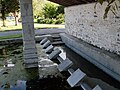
[33, 0, 45, 18]
[95, 0, 120, 18]
[42, 2, 58, 19]
[42, 2, 64, 19]
[36, 1, 65, 24]
[0, 0, 19, 26]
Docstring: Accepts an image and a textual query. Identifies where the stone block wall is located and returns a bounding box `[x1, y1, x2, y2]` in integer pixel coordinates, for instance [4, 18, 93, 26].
[65, 3, 120, 55]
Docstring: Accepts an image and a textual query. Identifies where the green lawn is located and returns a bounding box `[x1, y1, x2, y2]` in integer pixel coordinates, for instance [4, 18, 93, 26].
[0, 20, 65, 40]
[0, 20, 65, 31]
[0, 34, 22, 40]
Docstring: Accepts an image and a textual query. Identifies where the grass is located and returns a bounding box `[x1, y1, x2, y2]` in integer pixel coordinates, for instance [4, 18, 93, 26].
[0, 20, 65, 31]
[0, 20, 65, 40]
[0, 34, 22, 40]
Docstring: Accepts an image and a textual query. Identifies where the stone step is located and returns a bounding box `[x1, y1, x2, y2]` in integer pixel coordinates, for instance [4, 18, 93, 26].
[42, 40, 51, 49]
[80, 83, 92, 90]
[58, 58, 73, 72]
[40, 38, 48, 45]
[23, 54, 38, 59]
[25, 63, 38, 68]
[48, 48, 61, 59]
[53, 38, 62, 42]
[93, 85, 102, 90]
[23, 48, 37, 54]
[52, 34, 60, 39]
[57, 56, 64, 63]
[24, 58, 38, 64]
[67, 68, 86, 87]
[52, 41, 64, 45]
[44, 45, 54, 54]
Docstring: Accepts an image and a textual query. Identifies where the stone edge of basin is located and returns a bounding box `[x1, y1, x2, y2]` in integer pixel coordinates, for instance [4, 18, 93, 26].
[60, 33, 120, 82]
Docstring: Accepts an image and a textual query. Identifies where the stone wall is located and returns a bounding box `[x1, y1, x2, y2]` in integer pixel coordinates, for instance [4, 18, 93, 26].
[65, 3, 120, 55]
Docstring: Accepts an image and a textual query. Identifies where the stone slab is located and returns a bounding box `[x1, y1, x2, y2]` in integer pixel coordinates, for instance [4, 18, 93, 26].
[24, 58, 38, 64]
[93, 85, 102, 90]
[58, 58, 73, 72]
[24, 43, 36, 50]
[40, 38, 48, 45]
[23, 53, 38, 59]
[35, 35, 53, 42]
[48, 48, 61, 59]
[52, 41, 64, 45]
[23, 48, 37, 54]
[44, 45, 54, 54]
[42, 40, 51, 49]
[57, 56, 64, 63]
[67, 68, 86, 87]
[25, 63, 38, 68]
[68, 68, 75, 75]
[80, 82, 92, 90]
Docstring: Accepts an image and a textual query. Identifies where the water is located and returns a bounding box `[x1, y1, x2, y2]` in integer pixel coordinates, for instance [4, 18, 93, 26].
[0, 44, 82, 90]
[0, 44, 119, 90]
[65, 46, 120, 90]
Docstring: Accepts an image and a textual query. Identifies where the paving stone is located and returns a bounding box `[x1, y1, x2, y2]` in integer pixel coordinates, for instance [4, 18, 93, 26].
[58, 58, 73, 72]
[67, 68, 86, 87]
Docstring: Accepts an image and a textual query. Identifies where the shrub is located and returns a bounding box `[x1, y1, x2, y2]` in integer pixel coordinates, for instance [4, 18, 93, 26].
[37, 2, 65, 24]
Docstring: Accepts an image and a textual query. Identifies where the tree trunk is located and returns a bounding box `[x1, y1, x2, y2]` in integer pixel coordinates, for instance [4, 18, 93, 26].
[2, 19, 6, 27]
[15, 16, 17, 26]
[1, 10, 6, 27]
[13, 11, 18, 26]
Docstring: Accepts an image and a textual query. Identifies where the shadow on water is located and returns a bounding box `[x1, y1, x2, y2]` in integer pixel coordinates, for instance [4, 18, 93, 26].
[65, 46, 120, 89]
[26, 76, 83, 90]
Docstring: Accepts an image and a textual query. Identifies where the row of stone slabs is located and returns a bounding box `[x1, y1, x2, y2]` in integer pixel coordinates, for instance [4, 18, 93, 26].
[40, 37, 102, 90]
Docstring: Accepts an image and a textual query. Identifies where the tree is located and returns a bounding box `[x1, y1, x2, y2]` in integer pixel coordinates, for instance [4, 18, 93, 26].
[0, 0, 8, 27]
[0, 0, 19, 26]
[32, 0, 45, 18]
[42, 2, 58, 19]
[42, 2, 64, 19]
[8, 0, 20, 26]
[95, 0, 120, 18]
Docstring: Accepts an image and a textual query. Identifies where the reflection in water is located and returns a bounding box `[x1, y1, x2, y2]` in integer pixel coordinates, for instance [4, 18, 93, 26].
[0, 44, 82, 90]
[0, 80, 26, 90]
[1, 44, 119, 90]
[65, 46, 120, 90]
